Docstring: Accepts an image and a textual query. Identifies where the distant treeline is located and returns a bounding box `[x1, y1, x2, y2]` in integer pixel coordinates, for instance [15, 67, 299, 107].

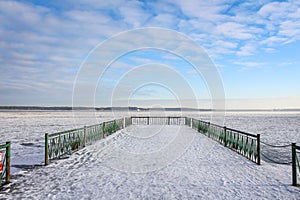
[0, 106, 74, 110]
[0, 106, 206, 111]
[0, 106, 299, 112]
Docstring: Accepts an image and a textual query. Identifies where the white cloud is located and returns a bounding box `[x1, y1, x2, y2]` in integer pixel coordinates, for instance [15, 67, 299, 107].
[182, 19, 215, 32]
[213, 40, 238, 49]
[0, 1, 49, 30]
[119, 1, 151, 28]
[214, 22, 255, 40]
[279, 20, 300, 40]
[174, 0, 231, 22]
[148, 1, 178, 15]
[10, 51, 38, 60]
[258, 2, 293, 21]
[147, 13, 178, 28]
[109, 60, 133, 69]
[237, 43, 257, 56]
[162, 54, 182, 61]
[129, 57, 156, 65]
[260, 36, 289, 46]
[233, 61, 266, 68]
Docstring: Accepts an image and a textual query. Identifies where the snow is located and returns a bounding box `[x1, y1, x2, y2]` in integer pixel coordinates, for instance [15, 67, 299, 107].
[0, 111, 119, 174]
[1, 124, 300, 199]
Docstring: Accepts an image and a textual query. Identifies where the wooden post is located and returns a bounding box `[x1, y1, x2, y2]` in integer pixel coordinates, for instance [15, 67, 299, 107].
[190, 118, 193, 128]
[257, 134, 261, 165]
[292, 143, 297, 186]
[147, 116, 149, 125]
[5, 141, 10, 183]
[168, 117, 170, 125]
[45, 133, 49, 166]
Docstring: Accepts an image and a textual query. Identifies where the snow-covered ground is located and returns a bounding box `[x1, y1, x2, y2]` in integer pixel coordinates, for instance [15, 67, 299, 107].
[0, 110, 122, 173]
[1, 125, 300, 199]
[0, 110, 300, 199]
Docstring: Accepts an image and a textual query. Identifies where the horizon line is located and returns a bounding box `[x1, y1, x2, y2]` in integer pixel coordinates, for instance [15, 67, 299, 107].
[1, 106, 300, 112]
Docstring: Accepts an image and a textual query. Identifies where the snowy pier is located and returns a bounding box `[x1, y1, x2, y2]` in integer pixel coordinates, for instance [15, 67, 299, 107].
[1, 124, 299, 199]
[45, 116, 261, 166]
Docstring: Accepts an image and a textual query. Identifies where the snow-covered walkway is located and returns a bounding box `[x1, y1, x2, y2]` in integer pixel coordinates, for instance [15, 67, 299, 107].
[1, 125, 299, 199]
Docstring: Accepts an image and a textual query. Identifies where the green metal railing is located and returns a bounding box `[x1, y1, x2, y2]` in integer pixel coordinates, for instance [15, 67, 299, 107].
[292, 143, 300, 186]
[131, 116, 185, 125]
[125, 117, 132, 127]
[0, 142, 11, 186]
[45, 118, 127, 165]
[189, 117, 261, 165]
[185, 117, 191, 126]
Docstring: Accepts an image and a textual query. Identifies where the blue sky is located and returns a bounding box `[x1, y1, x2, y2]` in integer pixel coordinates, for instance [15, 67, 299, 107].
[0, 0, 299, 109]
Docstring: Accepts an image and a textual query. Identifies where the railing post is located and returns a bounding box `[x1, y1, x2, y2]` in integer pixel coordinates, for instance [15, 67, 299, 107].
[224, 126, 227, 147]
[5, 141, 10, 183]
[103, 122, 106, 138]
[45, 133, 49, 166]
[147, 116, 149, 125]
[123, 117, 126, 128]
[168, 117, 170, 125]
[292, 143, 297, 186]
[83, 126, 87, 147]
[190, 118, 193, 128]
[257, 134, 261, 165]
[207, 122, 210, 134]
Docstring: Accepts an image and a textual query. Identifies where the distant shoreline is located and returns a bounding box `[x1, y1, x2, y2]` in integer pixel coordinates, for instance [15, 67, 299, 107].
[0, 106, 300, 112]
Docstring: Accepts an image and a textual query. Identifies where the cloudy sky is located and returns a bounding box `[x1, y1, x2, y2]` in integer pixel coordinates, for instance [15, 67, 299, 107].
[0, 0, 299, 109]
